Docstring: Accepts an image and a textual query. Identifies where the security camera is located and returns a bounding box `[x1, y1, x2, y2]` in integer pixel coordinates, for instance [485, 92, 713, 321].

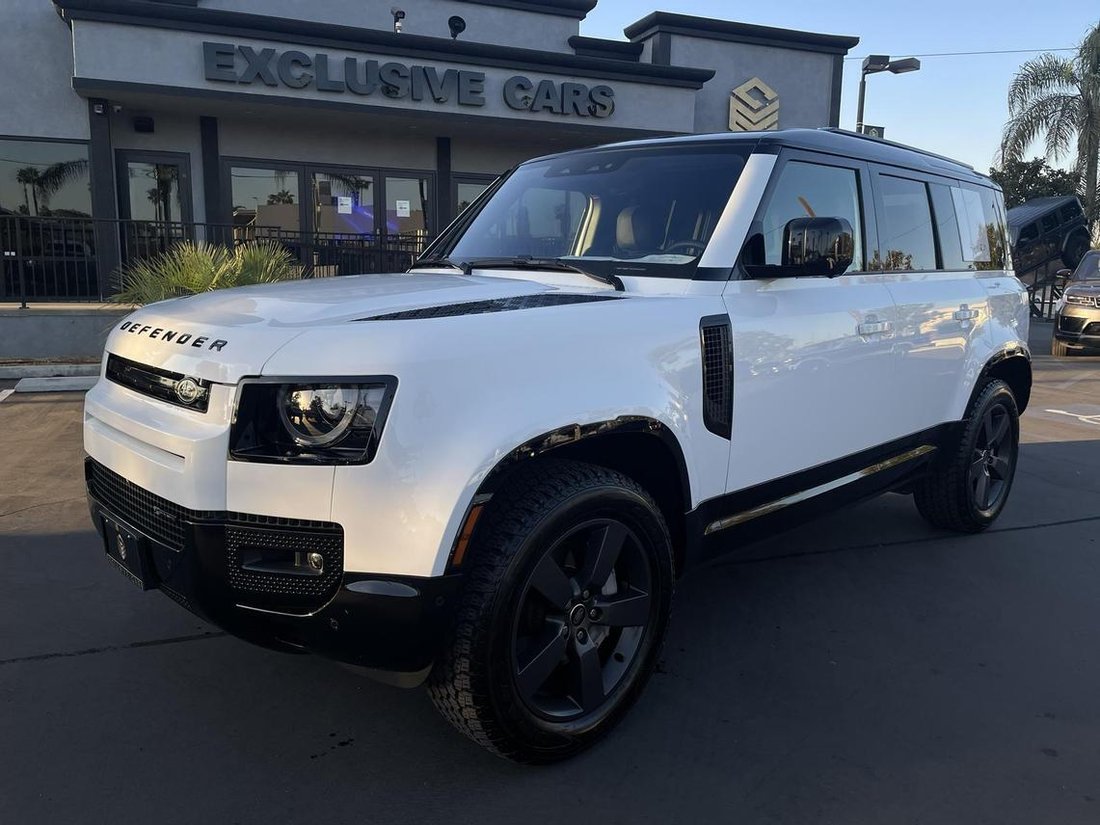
[448, 15, 466, 39]
[391, 7, 405, 33]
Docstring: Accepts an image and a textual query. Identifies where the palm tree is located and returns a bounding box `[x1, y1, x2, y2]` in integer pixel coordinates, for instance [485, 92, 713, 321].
[15, 167, 40, 215]
[1001, 22, 1100, 229]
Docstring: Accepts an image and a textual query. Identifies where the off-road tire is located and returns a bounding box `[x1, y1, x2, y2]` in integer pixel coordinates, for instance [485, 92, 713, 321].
[913, 379, 1020, 533]
[427, 459, 674, 763]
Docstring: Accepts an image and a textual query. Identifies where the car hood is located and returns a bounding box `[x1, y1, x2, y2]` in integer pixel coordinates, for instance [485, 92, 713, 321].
[1065, 281, 1100, 298]
[103, 271, 604, 383]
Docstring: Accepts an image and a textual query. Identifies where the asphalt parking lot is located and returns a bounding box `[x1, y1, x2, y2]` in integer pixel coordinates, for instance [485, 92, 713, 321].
[2, 323, 1099, 824]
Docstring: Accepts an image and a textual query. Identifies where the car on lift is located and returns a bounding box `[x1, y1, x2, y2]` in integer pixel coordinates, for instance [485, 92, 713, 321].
[1007, 195, 1091, 287]
[1052, 250, 1100, 356]
[84, 128, 1030, 762]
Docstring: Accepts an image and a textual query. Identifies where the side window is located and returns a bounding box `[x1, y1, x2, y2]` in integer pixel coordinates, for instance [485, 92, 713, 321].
[875, 175, 936, 271]
[948, 185, 1007, 270]
[750, 160, 864, 274]
[930, 184, 966, 270]
[1041, 212, 1059, 234]
[1019, 223, 1039, 243]
[1059, 201, 1082, 223]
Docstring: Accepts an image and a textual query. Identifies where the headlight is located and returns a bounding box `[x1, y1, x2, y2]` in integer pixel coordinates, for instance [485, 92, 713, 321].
[230, 378, 396, 465]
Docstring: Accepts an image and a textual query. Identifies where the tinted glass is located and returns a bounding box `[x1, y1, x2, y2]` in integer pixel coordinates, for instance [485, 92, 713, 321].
[876, 175, 936, 271]
[312, 172, 376, 235]
[1059, 202, 1082, 223]
[1018, 223, 1039, 243]
[1041, 212, 1059, 233]
[385, 176, 430, 238]
[959, 185, 1007, 270]
[231, 166, 300, 231]
[1072, 251, 1100, 280]
[0, 138, 90, 217]
[124, 162, 185, 222]
[456, 181, 490, 213]
[446, 145, 750, 279]
[746, 160, 863, 275]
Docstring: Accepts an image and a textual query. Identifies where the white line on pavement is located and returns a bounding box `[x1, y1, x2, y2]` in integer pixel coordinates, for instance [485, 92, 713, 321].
[0, 389, 13, 404]
[1045, 408, 1100, 427]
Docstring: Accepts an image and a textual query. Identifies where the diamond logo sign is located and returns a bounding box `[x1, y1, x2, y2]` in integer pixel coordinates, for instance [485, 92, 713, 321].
[729, 78, 779, 132]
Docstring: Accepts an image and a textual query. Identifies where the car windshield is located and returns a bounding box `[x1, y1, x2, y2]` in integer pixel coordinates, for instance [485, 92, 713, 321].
[442, 143, 753, 279]
[1072, 252, 1100, 281]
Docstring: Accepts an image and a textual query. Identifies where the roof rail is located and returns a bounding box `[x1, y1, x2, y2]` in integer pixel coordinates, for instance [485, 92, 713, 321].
[816, 127, 975, 171]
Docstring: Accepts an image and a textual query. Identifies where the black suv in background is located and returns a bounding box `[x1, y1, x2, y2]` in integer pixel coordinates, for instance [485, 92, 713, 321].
[1053, 250, 1100, 356]
[1008, 196, 1091, 287]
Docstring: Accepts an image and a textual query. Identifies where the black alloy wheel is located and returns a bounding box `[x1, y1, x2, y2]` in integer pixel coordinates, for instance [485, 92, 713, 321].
[914, 379, 1020, 532]
[428, 460, 674, 763]
[512, 518, 654, 722]
[968, 401, 1014, 512]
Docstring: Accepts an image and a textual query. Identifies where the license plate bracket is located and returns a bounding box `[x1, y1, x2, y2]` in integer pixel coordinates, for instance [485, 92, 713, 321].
[102, 516, 155, 591]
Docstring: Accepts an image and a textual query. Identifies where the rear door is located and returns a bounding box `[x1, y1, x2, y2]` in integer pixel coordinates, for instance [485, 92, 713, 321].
[722, 150, 901, 492]
[869, 169, 993, 434]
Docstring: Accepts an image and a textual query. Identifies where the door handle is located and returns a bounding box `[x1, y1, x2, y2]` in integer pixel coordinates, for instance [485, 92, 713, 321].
[953, 305, 980, 321]
[857, 320, 891, 336]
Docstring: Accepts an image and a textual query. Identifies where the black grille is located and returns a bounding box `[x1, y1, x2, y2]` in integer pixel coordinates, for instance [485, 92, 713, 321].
[700, 316, 733, 439]
[226, 526, 343, 601]
[1059, 316, 1088, 333]
[357, 293, 621, 321]
[88, 459, 189, 550]
[106, 353, 211, 413]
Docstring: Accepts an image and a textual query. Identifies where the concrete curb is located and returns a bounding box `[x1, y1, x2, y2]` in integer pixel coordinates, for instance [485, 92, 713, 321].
[0, 363, 101, 379]
[13, 376, 99, 393]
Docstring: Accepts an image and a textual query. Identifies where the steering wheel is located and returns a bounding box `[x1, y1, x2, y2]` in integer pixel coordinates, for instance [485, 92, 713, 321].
[662, 241, 707, 256]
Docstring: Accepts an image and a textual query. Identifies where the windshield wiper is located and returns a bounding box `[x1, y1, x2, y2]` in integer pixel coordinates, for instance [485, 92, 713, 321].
[460, 257, 624, 291]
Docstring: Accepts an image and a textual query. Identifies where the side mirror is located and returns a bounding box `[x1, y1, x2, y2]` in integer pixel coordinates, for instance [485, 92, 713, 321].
[1056, 268, 1072, 278]
[782, 217, 855, 277]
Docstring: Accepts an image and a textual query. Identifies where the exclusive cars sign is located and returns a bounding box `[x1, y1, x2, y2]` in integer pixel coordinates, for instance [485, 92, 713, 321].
[203, 42, 616, 118]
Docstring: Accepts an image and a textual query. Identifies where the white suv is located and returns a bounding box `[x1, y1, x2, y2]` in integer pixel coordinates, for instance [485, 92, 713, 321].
[84, 129, 1030, 762]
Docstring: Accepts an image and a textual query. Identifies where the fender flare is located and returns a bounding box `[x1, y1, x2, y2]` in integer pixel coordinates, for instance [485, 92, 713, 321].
[970, 344, 1032, 415]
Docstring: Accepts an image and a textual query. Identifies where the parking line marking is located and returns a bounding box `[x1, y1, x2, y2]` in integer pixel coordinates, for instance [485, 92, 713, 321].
[1044, 408, 1100, 427]
[0, 389, 13, 404]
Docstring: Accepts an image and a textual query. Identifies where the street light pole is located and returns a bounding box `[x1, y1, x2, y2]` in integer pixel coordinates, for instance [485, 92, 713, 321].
[854, 54, 921, 135]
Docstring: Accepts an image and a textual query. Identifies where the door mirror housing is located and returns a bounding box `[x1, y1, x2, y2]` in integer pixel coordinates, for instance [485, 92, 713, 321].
[782, 217, 855, 277]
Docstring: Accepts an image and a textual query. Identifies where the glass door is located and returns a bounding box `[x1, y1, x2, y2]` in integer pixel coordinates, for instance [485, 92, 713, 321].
[116, 150, 194, 262]
[311, 171, 378, 275]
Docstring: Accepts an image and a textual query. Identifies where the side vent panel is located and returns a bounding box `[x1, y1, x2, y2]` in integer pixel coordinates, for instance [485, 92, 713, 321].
[700, 315, 733, 439]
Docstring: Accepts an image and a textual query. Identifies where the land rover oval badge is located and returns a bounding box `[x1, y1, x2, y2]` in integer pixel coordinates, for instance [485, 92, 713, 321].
[174, 377, 202, 405]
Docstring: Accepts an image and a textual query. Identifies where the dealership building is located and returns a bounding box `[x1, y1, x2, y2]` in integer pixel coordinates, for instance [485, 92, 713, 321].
[1, 0, 858, 310]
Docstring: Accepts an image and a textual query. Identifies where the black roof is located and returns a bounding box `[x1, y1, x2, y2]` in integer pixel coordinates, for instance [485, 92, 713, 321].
[528, 128, 991, 185]
[1006, 196, 1079, 228]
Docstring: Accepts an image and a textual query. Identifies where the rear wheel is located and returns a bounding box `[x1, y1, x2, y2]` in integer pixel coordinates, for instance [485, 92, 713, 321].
[427, 460, 673, 763]
[914, 380, 1020, 533]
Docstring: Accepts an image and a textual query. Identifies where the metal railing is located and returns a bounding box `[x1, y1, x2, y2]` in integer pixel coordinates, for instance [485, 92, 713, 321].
[0, 215, 429, 305]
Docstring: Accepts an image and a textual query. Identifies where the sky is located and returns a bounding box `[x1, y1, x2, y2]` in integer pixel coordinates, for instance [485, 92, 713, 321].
[579, 0, 1099, 173]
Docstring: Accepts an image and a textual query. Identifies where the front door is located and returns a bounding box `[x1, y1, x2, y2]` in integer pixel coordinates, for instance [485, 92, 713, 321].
[116, 151, 194, 262]
[723, 152, 901, 493]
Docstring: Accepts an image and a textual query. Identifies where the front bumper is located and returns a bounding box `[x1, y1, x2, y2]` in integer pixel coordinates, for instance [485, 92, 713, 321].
[85, 458, 462, 679]
[1054, 308, 1100, 348]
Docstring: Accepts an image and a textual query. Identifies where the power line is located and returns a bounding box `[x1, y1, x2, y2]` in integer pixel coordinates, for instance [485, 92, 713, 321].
[845, 47, 1076, 60]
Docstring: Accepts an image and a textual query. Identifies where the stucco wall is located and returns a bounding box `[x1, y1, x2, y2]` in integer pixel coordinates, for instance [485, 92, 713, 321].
[203, 0, 580, 53]
[669, 36, 837, 133]
[0, 2, 88, 139]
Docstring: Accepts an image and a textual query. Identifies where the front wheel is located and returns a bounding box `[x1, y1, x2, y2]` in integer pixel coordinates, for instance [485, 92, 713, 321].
[427, 460, 674, 763]
[913, 379, 1020, 532]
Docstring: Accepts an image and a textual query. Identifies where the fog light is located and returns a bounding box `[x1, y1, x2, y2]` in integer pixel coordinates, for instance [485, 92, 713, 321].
[307, 552, 324, 572]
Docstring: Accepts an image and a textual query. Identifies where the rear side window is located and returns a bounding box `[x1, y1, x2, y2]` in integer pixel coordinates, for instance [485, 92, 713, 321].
[951, 185, 1007, 270]
[1059, 201, 1082, 223]
[930, 184, 966, 270]
[1041, 212, 1059, 234]
[1018, 223, 1039, 243]
[876, 175, 936, 271]
[749, 160, 864, 274]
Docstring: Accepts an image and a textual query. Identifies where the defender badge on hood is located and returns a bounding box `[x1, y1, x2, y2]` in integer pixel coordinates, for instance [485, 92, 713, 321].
[118, 321, 228, 351]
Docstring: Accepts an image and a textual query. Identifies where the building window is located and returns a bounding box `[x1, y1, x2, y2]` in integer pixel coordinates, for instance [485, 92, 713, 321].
[384, 175, 431, 238]
[312, 172, 377, 236]
[230, 166, 300, 232]
[0, 138, 91, 217]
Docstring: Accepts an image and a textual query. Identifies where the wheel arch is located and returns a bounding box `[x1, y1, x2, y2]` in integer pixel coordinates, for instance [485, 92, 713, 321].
[449, 417, 693, 575]
[975, 348, 1032, 414]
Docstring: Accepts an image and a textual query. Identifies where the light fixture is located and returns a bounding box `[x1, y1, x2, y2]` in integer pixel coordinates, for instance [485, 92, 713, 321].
[855, 54, 921, 134]
[448, 15, 466, 39]
[391, 7, 405, 33]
